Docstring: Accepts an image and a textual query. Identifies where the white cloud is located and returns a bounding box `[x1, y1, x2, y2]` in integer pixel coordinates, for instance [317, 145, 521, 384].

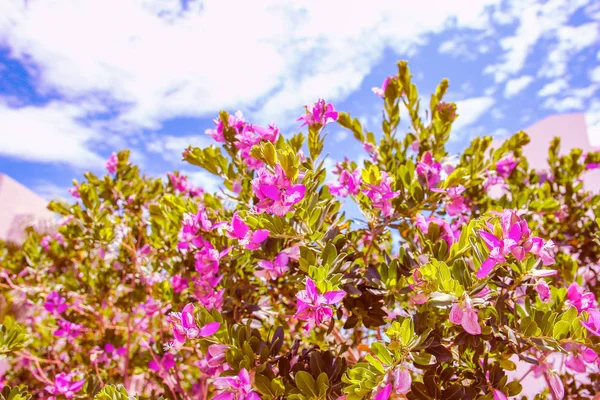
[438, 40, 457, 54]
[537, 79, 569, 97]
[333, 130, 349, 143]
[542, 96, 584, 112]
[504, 75, 534, 98]
[484, 0, 590, 83]
[452, 97, 495, 132]
[33, 181, 70, 201]
[146, 134, 210, 163]
[538, 22, 599, 78]
[0, 0, 500, 132]
[590, 66, 600, 83]
[0, 100, 104, 168]
[184, 169, 221, 194]
[542, 85, 598, 112]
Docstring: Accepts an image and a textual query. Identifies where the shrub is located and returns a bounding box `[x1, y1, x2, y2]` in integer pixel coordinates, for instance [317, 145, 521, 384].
[1, 60, 600, 399]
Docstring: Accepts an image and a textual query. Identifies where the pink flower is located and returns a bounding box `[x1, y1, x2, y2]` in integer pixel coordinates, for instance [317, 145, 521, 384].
[535, 280, 550, 302]
[297, 99, 339, 127]
[372, 76, 392, 98]
[444, 185, 467, 216]
[45, 372, 85, 399]
[168, 172, 189, 193]
[169, 303, 220, 344]
[256, 252, 290, 280]
[483, 172, 510, 200]
[546, 370, 564, 400]
[493, 389, 508, 400]
[362, 172, 400, 218]
[416, 151, 442, 189]
[392, 367, 411, 394]
[373, 384, 392, 400]
[106, 152, 118, 174]
[227, 212, 270, 251]
[582, 309, 600, 336]
[54, 320, 83, 342]
[415, 214, 459, 246]
[495, 156, 518, 178]
[565, 352, 587, 373]
[178, 209, 225, 250]
[213, 368, 261, 400]
[44, 292, 68, 314]
[232, 179, 242, 194]
[68, 184, 80, 198]
[586, 162, 600, 170]
[172, 275, 188, 294]
[529, 238, 556, 266]
[476, 210, 532, 279]
[294, 278, 345, 331]
[328, 169, 362, 198]
[198, 344, 229, 376]
[252, 165, 306, 216]
[149, 353, 175, 373]
[194, 277, 225, 311]
[205, 111, 245, 143]
[567, 282, 596, 313]
[449, 296, 481, 335]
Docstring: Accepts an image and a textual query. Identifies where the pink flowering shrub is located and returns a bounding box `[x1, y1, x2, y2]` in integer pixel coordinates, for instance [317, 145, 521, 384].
[1, 60, 600, 400]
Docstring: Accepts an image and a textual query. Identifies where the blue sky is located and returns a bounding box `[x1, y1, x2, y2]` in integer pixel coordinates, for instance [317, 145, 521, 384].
[0, 0, 599, 200]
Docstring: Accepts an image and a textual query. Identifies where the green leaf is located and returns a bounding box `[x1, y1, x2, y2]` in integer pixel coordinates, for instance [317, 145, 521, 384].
[316, 372, 330, 397]
[295, 371, 318, 398]
[553, 321, 570, 340]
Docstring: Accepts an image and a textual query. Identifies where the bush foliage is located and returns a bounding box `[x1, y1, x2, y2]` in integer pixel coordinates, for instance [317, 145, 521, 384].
[1, 60, 600, 399]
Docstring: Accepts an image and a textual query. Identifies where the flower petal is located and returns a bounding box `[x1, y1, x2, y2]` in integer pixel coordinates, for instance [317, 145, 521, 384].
[198, 322, 220, 337]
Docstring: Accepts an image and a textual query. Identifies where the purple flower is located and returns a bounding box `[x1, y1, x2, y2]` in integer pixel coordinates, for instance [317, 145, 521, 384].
[227, 212, 270, 251]
[213, 368, 261, 400]
[535, 280, 550, 302]
[149, 353, 175, 373]
[476, 210, 533, 279]
[294, 278, 345, 331]
[449, 295, 481, 335]
[444, 185, 467, 216]
[547, 370, 564, 400]
[372, 384, 392, 400]
[172, 275, 188, 294]
[297, 99, 338, 127]
[198, 344, 229, 376]
[205, 111, 245, 143]
[169, 303, 220, 344]
[567, 282, 597, 314]
[68, 183, 80, 198]
[252, 165, 306, 216]
[328, 169, 362, 198]
[392, 367, 411, 394]
[362, 172, 400, 218]
[529, 238, 556, 266]
[416, 151, 442, 189]
[415, 214, 459, 247]
[582, 309, 600, 336]
[44, 292, 68, 314]
[54, 320, 83, 342]
[483, 172, 510, 200]
[372, 76, 393, 98]
[495, 156, 518, 178]
[45, 372, 85, 399]
[256, 252, 290, 280]
[106, 152, 118, 174]
[493, 390, 508, 400]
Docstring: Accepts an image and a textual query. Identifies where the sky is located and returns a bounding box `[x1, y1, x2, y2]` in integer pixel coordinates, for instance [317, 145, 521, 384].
[0, 0, 599, 200]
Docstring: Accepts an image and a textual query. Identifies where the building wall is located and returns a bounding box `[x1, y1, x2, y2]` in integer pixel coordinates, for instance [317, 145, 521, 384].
[0, 174, 55, 243]
[492, 113, 600, 192]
